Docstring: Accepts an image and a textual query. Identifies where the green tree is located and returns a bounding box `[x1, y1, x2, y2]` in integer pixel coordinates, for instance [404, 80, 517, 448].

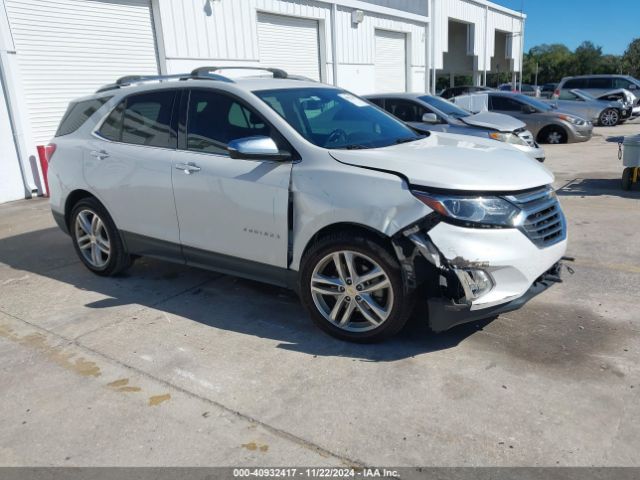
[596, 54, 622, 75]
[571, 41, 603, 75]
[523, 43, 573, 84]
[622, 38, 640, 77]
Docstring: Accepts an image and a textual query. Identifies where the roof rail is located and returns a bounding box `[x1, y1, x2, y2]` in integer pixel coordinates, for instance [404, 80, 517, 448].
[95, 71, 234, 93]
[191, 66, 288, 79]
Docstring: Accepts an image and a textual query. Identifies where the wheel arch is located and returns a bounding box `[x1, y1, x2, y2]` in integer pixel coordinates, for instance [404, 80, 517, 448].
[298, 222, 395, 267]
[64, 189, 99, 229]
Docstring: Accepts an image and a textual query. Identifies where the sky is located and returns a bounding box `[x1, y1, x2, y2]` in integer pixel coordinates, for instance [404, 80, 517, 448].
[494, 0, 640, 55]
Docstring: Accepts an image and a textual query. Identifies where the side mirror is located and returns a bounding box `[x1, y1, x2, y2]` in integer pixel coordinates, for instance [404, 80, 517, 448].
[522, 104, 536, 114]
[422, 112, 439, 123]
[227, 136, 291, 161]
[628, 84, 638, 90]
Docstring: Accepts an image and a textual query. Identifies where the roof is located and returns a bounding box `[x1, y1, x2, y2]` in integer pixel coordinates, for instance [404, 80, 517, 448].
[88, 71, 336, 101]
[364, 92, 426, 99]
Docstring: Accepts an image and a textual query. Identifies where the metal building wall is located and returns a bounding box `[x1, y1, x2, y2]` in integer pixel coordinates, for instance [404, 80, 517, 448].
[432, 0, 524, 74]
[156, 0, 428, 94]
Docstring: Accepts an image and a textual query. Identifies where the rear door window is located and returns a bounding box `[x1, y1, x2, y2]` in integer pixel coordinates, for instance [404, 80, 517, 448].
[490, 95, 522, 111]
[587, 77, 613, 89]
[121, 91, 178, 148]
[56, 97, 111, 136]
[384, 99, 426, 122]
[98, 102, 125, 141]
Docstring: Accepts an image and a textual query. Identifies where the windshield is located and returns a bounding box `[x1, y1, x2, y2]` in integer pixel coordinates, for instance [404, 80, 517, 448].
[419, 96, 470, 118]
[255, 88, 423, 149]
[516, 94, 553, 112]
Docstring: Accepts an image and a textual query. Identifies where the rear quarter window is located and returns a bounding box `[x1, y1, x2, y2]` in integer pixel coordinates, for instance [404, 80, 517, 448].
[55, 97, 111, 136]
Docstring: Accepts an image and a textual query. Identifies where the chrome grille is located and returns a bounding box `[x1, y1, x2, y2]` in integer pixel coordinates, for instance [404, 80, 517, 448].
[505, 186, 566, 248]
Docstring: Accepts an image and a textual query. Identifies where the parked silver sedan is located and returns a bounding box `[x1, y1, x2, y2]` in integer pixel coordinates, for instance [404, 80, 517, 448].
[455, 92, 593, 144]
[544, 89, 631, 126]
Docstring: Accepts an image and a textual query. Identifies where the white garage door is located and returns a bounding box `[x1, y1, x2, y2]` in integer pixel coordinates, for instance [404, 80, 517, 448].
[5, 0, 159, 145]
[257, 13, 321, 81]
[374, 30, 407, 93]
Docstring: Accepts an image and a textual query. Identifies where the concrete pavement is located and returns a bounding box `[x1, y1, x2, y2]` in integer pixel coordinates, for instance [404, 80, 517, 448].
[0, 121, 639, 466]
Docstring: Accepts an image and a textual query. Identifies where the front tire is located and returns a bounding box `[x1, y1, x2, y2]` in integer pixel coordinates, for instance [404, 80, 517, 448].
[539, 126, 567, 144]
[299, 233, 414, 342]
[599, 108, 620, 127]
[70, 197, 132, 276]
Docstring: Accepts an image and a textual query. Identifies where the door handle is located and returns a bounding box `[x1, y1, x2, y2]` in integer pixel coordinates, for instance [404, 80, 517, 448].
[89, 150, 109, 160]
[175, 162, 201, 174]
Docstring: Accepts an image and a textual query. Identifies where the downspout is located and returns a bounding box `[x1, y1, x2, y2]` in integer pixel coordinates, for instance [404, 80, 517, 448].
[425, 22, 430, 93]
[0, 20, 33, 198]
[430, 0, 436, 94]
[330, 2, 338, 86]
[518, 16, 525, 91]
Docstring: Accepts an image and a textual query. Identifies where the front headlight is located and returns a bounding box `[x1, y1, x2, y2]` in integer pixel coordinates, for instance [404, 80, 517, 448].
[488, 132, 529, 146]
[558, 114, 585, 125]
[413, 192, 521, 227]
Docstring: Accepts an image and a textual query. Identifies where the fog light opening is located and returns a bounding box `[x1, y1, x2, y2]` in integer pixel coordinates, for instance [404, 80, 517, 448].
[455, 268, 494, 302]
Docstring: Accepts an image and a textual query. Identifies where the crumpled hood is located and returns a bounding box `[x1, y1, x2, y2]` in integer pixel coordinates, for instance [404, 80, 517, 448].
[330, 132, 554, 192]
[459, 111, 526, 132]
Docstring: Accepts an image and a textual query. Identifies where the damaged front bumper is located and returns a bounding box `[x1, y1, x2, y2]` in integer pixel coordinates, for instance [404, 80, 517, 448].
[428, 262, 564, 332]
[392, 216, 568, 333]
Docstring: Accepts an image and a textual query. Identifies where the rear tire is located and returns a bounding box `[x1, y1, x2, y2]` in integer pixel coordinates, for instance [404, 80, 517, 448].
[70, 197, 132, 276]
[539, 126, 567, 144]
[299, 233, 414, 342]
[599, 108, 620, 127]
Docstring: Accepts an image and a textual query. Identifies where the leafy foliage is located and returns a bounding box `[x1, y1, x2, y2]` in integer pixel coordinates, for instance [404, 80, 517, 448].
[523, 39, 639, 85]
[622, 38, 640, 78]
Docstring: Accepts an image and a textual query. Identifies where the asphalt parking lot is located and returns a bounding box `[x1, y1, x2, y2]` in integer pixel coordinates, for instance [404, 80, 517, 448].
[1, 121, 639, 467]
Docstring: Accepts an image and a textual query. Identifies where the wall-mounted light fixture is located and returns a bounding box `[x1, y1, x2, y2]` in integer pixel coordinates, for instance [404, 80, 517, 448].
[351, 10, 364, 24]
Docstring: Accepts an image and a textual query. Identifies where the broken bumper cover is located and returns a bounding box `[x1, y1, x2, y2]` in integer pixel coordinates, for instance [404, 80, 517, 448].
[398, 219, 567, 332]
[428, 262, 562, 332]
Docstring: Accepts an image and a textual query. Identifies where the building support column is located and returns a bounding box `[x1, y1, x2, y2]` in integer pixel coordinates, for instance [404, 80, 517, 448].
[330, 2, 339, 86]
[483, 4, 488, 86]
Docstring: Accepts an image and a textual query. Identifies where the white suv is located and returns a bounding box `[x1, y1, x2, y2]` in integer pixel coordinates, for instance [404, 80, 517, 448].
[48, 67, 568, 342]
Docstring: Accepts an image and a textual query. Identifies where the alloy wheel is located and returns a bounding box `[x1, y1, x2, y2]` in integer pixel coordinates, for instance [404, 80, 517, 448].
[547, 130, 563, 144]
[600, 109, 619, 127]
[310, 250, 394, 332]
[74, 209, 111, 268]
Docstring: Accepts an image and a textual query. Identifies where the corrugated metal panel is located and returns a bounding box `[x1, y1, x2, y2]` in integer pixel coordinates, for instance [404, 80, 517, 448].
[257, 13, 320, 80]
[158, 0, 426, 70]
[335, 6, 425, 66]
[362, 0, 428, 16]
[158, 0, 332, 63]
[374, 29, 406, 92]
[5, 0, 158, 145]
